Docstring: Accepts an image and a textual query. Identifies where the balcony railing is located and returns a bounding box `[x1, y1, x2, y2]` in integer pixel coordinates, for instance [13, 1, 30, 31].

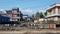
[12, 17, 20, 19]
[46, 13, 60, 17]
[13, 12, 20, 14]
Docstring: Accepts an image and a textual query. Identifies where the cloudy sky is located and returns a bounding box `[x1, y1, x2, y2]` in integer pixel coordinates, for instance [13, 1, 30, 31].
[0, 0, 59, 16]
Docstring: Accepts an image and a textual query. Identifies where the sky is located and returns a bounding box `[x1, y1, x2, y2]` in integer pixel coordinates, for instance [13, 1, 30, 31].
[0, 0, 59, 16]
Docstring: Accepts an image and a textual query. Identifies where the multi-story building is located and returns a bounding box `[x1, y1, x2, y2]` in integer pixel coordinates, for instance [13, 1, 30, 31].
[6, 8, 20, 21]
[46, 2, 60, 21]
[0, 8, 21, 21]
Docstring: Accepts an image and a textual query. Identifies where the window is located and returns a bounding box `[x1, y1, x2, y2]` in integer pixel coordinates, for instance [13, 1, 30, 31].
[52, 9, 55, 14]
[13, 19, 17, 21]
[58, 8, 60, 14]
[47, 10, 52, 15]
[10, 19, 17, 21]
[48, 12, 51, 15]
[14, 15, 17, 17]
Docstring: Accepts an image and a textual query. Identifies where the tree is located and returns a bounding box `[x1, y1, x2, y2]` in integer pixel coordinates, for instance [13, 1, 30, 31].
[40, 12, 44, 18]
[20, 11, 23, 21]
[35, 12, 44, 19]
[32, 14, 34, 18]
[35, 12, 40, 19]
[32, 14, 35, 22]
[44, 11, 47, 16]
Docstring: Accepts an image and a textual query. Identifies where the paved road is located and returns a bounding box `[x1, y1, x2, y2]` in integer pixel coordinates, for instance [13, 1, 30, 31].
[0, 31, 26, 34]
[0, 30, 60, 34]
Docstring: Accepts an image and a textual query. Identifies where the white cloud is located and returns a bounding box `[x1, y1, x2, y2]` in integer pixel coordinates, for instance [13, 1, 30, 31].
[0, 9, 6, 13]
[19, 8, 45, 16]
[20, 8, 34, 15]
[21, 8, 36, 16]
[19, 8, 22, 11]
[38, 10, 45, 13]
[21, 8, 33, 13]
[26, 9, 32, 13]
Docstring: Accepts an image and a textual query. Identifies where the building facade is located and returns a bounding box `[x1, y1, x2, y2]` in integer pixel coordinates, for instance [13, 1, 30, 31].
[46, 2, 60, 21]
[0, 15, 10, 23]
[0, 8, 21, 21]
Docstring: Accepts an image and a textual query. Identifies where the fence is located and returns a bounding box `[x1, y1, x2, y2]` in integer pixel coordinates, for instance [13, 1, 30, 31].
[39, 20, 60, 24]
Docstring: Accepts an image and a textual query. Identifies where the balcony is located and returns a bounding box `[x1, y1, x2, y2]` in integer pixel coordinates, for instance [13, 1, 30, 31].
[12, 17, 20, 19]
[13, 12, 20, 14]
[46, 14, 60, 18]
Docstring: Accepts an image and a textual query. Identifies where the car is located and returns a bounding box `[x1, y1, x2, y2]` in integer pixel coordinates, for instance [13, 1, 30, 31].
[19, 23, 27, 27]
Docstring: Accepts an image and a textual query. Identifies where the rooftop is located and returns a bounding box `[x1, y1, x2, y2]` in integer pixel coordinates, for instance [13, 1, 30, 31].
[46, 1, 60, 10]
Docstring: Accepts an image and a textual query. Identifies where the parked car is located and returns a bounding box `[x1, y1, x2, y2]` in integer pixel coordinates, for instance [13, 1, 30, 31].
[19, 23, 27, 27]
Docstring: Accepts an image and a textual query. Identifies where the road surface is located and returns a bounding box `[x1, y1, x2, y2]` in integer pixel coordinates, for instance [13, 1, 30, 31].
[0, 30, 60, 34]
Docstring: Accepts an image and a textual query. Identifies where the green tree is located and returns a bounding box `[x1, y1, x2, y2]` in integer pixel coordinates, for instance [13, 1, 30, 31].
[44, 11, 47, 16]
[40, 12, 44, 18]
[35, 12, 40, 19]
[35, 12, 44, 19]
[20, 11, 23, 21]
[32, 14, 34, 18]
[32, 14, 35, 22]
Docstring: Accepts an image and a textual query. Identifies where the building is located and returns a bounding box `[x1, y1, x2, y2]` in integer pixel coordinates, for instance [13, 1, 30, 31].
[0, 9, 7, 16]
[0, 8, 21, 21]
[46, 2, 60, 21]
[0, 15, 10, 23]
[6, 8, 20, 21]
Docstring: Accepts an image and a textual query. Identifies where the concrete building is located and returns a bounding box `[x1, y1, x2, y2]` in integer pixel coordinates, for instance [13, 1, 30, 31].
[0, 8, 21, 21]
[46, 2, 60, 21]
[9, 8, 20, 21]
[6, 8, 20, 21]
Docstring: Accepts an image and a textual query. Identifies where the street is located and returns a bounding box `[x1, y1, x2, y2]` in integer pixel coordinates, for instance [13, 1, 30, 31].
[0, 30, 60, 34]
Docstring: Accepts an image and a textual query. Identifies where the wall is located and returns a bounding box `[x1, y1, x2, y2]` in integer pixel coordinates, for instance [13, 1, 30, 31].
[0, 16, 10, 22]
